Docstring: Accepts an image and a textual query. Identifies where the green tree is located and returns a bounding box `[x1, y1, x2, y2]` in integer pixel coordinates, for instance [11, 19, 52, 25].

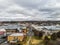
[51, 33, 57, 40]
[57, 31, 60, 38]
[44, 36, 50, 45]
[34, 31, 44, 39]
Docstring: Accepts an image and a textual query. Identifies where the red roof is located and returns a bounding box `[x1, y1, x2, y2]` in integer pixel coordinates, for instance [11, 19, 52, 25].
[0, 31, 4, 35]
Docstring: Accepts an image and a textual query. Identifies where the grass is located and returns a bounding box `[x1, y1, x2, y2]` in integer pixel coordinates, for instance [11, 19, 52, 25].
[23, 35, 51, 45]
[30, 36, 44, 45]
[23, 36, 43, 45]
[30, 35, 51, 45]
[23, 36, 30, 45]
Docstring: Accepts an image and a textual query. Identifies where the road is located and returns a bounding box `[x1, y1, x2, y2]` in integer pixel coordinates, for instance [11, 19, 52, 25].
[0, 41, 9, 45]
[0, 38, 6, 44]
[27, 25, 34, 45]
[1, 43, 9, 45]
[27, 36, 32, 45]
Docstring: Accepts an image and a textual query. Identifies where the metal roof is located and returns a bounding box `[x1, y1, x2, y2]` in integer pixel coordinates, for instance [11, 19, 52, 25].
[32, 24, 60, 31]
[10, 33, 24, 36]
[0, 24, 20, 29]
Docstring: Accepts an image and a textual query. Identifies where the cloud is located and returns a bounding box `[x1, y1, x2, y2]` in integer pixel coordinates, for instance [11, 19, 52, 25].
[0, 0, 60, 21]
[0, 0, 34, 21]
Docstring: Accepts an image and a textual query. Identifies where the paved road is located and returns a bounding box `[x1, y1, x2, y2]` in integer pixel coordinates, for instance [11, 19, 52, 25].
[1, 41, 10, 45]
[0, 39, 6, 44]
[27, 26, 34, 45]
[1, 43, 9, 45]
[27, 26, 34, 36]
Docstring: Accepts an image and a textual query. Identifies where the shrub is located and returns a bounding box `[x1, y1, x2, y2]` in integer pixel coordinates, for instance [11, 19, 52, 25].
[57, 31, 60, 38]
[51, 33, 57, 40]
[44, 36, 50, 45]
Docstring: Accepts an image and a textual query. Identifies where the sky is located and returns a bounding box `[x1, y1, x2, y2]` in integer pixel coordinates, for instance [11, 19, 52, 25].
[0, 0, 60, 21]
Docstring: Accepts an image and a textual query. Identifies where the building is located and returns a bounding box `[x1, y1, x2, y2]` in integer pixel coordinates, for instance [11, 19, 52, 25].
[32, 24, 60, 36]
[0, 29, 6, 38]
[0, 24, 20, 35]
[7, 33, 26, 44]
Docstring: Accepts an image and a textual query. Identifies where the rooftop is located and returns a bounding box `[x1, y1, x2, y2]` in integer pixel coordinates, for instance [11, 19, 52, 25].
[10, 33, 24, 36]
[32, 24, 60, 31]
[0, 24, 26, 30]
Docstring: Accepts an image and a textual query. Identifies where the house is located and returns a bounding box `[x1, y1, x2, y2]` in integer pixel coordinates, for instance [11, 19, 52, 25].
[7, 33, 26, 44]
[0, 25, 20, 35]
[32, 24, 60, 36]
[18, 25, 28, 34]
[0, 29, 6, 38]
[21, 26, 27, 34]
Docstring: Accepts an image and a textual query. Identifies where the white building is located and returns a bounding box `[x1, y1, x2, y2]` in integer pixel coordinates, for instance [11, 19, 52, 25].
[32, 24, 60, 35]
[0, 29, 6, 38]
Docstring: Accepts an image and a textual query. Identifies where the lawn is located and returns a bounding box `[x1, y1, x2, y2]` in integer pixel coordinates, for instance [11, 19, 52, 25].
[23, 36, 30, 45]
[23, 36, 44, 45]
[30, 36, 44, 45]
[23, 35, 51, 45]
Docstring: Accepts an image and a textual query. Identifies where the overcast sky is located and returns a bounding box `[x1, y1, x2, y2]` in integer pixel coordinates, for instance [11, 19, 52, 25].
[0, 0, 60, 21]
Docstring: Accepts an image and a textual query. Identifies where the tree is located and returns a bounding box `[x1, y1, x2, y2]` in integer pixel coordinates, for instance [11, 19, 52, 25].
[57, 31, 60, 38]
[44, 36, 50, 45]
[39, 31, 44, 39]
[34, 31, 44, 39]
[51, 33, 57, 40]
